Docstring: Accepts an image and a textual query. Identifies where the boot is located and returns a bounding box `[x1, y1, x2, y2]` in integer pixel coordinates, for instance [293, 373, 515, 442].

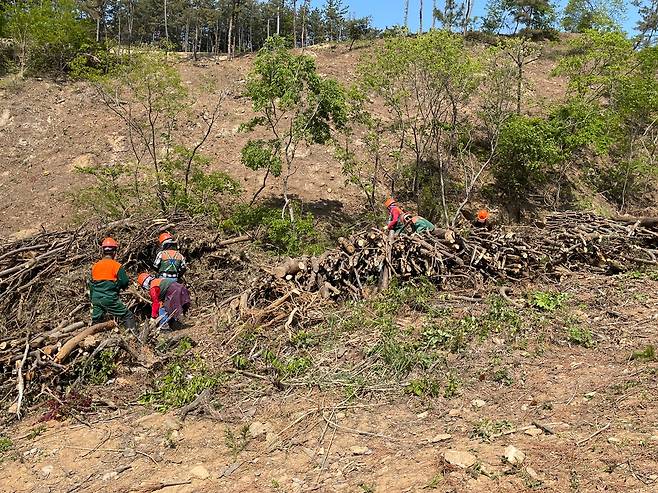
[122, 312, 137, 337]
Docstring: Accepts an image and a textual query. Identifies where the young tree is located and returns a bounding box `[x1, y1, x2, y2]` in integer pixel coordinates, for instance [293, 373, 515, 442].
[241, 36, 348, 220]
[501, 37, 541, 114]
[434, 0, 465, 32]
[323, 0, 347, 42]
[562, 0, 625, 32]
[361, 31, 480, 223]
[404, 0, 410, 30]
[5, 0, 90, 77]
[346, 16, 374, 50]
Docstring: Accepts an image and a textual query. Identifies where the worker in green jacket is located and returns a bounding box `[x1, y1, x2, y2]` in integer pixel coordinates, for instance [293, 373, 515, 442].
[403, 213, 436, 234]
[89, 237, 135, 331]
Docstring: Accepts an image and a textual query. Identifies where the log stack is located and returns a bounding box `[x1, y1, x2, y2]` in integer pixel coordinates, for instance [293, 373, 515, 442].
[248, 212, 658, 306]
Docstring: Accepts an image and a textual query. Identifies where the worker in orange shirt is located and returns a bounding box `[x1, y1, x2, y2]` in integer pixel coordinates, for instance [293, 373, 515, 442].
[89, 237, 135, 331]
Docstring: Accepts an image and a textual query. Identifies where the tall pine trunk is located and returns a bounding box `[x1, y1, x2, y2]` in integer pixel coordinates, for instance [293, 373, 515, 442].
[463, 0, 473, 35]
[432, 0, 436, 30]
[404, 0, 409, 30]
[419, 0, 423, 34]
[292, 0, 297, 48]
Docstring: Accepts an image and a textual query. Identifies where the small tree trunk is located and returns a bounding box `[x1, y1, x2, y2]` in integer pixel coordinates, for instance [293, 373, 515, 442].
[276, 3, 281, 35]
[164, 0, 169, 41]
[419, 0, 423, 34]
[292, 0, 297, 48]
[432, 0, 436, 30]
[517, 63, 522, 115]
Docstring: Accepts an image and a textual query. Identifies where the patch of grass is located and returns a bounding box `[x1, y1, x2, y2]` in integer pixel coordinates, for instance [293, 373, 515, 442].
[405, 378, 441, 398]
[359, 484, 375, 493]
[567, 325, 593, 348]
[630, 345, 656, 361]
[25, 425, 46, 440]
[444, 372, 461, 399]
[225, 424, 251, 459]
[492, 368, 514, 386]
[0, 437, 12, 453]
[263, 350, 311, 379]
[470, 419, 513, 441]
[290, 330, 318, 348]
[530, 291, 567, 312]
[424, 473, 444, 489]
[139, 356, 222, 412]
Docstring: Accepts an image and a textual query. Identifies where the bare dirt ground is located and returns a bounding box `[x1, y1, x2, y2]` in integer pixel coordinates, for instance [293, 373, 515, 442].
[2, 272, 657, 493]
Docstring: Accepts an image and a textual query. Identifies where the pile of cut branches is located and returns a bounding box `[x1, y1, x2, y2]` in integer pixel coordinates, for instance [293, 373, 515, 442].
[242, 212, 658, 313]
[0, 215, 253, 420]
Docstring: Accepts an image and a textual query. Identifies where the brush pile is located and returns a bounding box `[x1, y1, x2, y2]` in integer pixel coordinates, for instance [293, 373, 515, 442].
[0, 216, 253, 419]
[243, 212, 658, 314]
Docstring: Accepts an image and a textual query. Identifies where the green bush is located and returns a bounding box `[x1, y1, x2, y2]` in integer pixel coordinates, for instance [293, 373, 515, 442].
[223, 204, 324, 256]
[530, 291, 567, 311]
[494, 115, 562, 200]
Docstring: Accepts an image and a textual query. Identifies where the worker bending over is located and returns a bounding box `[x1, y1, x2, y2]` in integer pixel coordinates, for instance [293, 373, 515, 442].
[474, 209, 492, 229]
[153, 232, 187, 281]
[384, 198, 406, 234]
[90, 237, 135, 331]
[403, 213, 436, 234]
[138, 273, 191, 330]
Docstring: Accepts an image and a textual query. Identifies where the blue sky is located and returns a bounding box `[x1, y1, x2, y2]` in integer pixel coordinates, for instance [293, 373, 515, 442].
[309, 0, 641, 34]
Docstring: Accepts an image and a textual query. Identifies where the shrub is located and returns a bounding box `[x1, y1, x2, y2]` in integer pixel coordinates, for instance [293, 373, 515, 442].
[530, 291, 567, 311]
[494, 115, 562, 201]
[567, 325, 593, 347]
[223, 204, 324, 256]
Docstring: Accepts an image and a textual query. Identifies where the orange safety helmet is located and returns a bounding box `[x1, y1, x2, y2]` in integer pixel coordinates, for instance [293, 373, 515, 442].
[477, 209, 490, 223]
[158, 232, 174, 245]
[384, 197, 396, 208]
[137, 272, 152, 288]
[101, 237, 119, 249]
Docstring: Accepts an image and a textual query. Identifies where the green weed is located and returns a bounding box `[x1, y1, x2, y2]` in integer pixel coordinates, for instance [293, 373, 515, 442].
[290, 330, 318, 348]
[139, 356, 222, 411]
[530, 291, 567, 311]
[225, 424, 251, 459]
[86, 348, 118, 385]
[630, 345, 656, 361]
[444, 372, 461, 399]
[424, 473, 444, 489]
[567, 325, 593, 348]
[405, 378, 441, 398]
[0, 437, 12, 453]
[470, 419, 512, 441]
[492, 368, 514, 386]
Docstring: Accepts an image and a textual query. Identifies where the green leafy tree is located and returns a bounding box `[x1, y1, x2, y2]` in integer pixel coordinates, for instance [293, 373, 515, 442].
[482, 0, 557, 34]
[241, 36, 348, 220]
[323, 0, 348, 42]
[5, 0, 91, 77]
[360, 31, 480, 223]
[434, 0, 465, 32]
[562, 0, 625, 32]
[494, 115, 562, 214]
[553, 30, 633, 100]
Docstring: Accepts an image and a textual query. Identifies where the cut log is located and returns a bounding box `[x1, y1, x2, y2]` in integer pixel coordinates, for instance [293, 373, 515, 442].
[273, 258, 307, 279]
[54, 321, 117, 363]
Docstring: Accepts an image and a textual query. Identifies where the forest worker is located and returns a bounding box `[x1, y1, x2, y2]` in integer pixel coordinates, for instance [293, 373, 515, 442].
[384, 197, 406, 234]
[403, 213, 436, 234]
[474, 209, 492, 230]
[137, 273, 191, 330]
[153, 232, 187, 281]
[89, 237, 136, 331]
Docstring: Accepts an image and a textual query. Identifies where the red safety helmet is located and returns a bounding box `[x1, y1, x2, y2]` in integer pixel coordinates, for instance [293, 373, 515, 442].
[477, 209, 490, 223]
[101, 237, 119, 249]
[158, 232, 174, 245]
